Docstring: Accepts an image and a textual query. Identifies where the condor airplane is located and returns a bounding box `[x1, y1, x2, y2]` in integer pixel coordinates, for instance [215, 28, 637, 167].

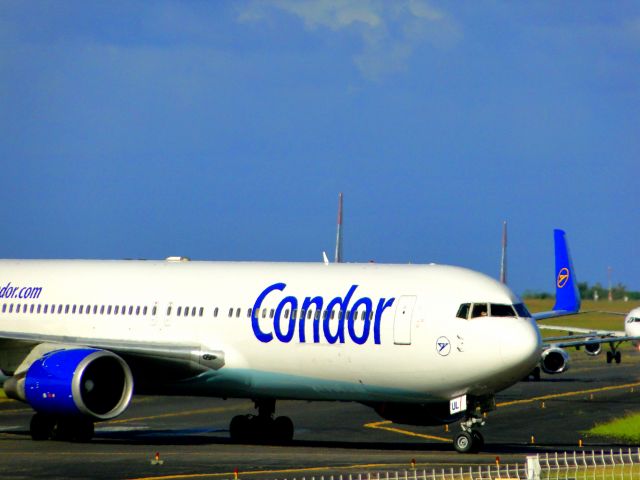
[0, 231, 579, 453]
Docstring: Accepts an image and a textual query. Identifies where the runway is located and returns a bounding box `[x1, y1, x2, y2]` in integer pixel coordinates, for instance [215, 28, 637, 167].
[1, 351, 639, 480]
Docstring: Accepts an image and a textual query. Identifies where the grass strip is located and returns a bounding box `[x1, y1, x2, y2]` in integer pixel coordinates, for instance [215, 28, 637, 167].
[587, 412, 640, 442]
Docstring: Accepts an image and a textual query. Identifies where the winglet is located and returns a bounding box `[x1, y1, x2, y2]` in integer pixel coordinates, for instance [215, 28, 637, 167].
[552, 229, 581, 313]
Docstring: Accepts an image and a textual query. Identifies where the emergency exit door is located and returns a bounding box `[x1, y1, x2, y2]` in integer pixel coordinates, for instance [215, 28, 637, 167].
[393, 296, 416, 345]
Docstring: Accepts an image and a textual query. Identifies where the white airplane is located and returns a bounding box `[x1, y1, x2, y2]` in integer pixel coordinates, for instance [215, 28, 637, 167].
[0, 230, 580, 453]
[539, 306, 640, 366]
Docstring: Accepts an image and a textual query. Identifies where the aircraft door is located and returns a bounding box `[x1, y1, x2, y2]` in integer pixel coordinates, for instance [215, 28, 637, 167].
[394, 296, 416, 345]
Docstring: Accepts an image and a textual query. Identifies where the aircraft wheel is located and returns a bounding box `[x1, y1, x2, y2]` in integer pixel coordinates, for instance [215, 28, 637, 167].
[30, 413, 54, 441]
[615, 351, 622, 364]
[71, 418, 95, 442]
[273, 416, 294, 443]
[471, 430, 484, 453]
[532, 367, 541, 381]
[229, 415, 251, 442]
[454, 431, 474, 453]
[606, 351, 613, 364]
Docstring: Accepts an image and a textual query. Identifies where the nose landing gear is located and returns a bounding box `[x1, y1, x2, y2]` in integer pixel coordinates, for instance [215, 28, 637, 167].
[453, 396, 493, 453]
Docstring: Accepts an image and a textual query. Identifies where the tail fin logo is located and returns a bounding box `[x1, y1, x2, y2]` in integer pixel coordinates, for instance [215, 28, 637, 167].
[557, 267, 570, 288]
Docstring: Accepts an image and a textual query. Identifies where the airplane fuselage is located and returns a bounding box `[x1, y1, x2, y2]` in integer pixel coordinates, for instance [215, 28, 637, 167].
[0, 259, 541, 405]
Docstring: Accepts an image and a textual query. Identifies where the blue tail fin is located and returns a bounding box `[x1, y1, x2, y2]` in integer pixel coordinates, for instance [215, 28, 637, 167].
[552, 229, 581, 313]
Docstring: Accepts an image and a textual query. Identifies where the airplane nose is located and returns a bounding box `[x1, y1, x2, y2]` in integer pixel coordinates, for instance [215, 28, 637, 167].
[499, 318, 541, 372]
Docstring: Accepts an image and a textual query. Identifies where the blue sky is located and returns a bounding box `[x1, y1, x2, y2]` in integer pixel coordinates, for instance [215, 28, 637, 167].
[1, 1, 638, 296]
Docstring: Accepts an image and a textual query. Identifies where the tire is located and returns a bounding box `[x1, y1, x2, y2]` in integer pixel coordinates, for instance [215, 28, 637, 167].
[30, 414, 54, 441]
[229, 415, 251, 442]
[454, 432, 474, 453]
[606, 351, 613, 364]
[615, 351, 622, 364]
[273, 416, 294, 443]
[471, 431, 484, 453]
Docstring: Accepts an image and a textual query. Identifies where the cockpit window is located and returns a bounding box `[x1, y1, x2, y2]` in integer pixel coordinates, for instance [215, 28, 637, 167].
[490, 304, 517, 317]
[456, 303, 470, 319]
[627, 317, 640, 324]
[471, 303, 488, 318]
[514, 303, 531, 318]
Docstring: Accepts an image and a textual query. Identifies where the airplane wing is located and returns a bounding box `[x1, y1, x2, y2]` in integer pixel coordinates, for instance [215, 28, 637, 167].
[0, 330, 224, 378]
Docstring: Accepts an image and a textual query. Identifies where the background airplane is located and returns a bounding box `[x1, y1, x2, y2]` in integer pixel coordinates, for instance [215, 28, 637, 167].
[539, 307, 640, 366]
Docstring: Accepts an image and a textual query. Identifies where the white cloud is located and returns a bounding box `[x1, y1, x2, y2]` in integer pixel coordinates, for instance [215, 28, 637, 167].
[238, 0, 460, 80]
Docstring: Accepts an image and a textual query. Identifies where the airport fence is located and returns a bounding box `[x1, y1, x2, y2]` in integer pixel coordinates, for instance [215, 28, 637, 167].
[270, 448, 640, 480]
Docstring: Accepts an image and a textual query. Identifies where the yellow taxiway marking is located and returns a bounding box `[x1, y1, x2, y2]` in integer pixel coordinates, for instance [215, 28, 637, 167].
[496, 381, 640, 407]
[364, 420, 451, 442]
[107, 403, 253, 425]
[364, 381, 640, 442]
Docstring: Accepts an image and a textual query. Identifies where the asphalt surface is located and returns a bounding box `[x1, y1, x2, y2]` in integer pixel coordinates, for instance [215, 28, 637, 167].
[1, 350, 640, 480]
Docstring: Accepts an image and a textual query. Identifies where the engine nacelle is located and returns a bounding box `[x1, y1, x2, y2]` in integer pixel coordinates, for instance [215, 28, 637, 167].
[372, 401, 465, 426]
[584, 341, 602, 357]
[7, 348, 133, 420]
[540, 347, 570, 374]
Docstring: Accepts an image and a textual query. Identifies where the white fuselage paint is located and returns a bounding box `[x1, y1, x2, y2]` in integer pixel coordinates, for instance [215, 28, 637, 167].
[625, 307, 640, 339]
[0, 260, 542, 404]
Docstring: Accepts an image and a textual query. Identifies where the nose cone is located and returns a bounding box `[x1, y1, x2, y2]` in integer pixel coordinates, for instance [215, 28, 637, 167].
[499, 318, 542, 376]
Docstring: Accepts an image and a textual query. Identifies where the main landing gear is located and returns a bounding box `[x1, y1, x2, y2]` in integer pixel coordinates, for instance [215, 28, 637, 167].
[30, 413, 94, 442]
[606, 348, 622, 364]
[453, 397, 493, 453]
[229, 399, 294, 444]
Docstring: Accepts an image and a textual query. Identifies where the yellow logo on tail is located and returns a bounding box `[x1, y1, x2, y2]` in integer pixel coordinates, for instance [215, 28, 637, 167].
[557, 267, 570, 288]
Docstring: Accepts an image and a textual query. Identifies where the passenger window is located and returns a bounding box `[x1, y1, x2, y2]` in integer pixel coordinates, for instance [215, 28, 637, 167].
[93, 305, 98, 314]
[199, 307, 203, 317]
[30, 304, 35, 313]
[100, 305, 105, 314]
[136, 306, 141, 315]
[177, 306, 182, 316]
[129, 306, 133, 315]
[236, 308, 240, 318]
[307, 310, 312, 320]
[57, 305, 63, 314]
[65, 305, 70, 314]
[292, 309, 297, 320]
[315, 310, 320, 320]
[456, 303, 470, 320]
[71, 305, 76, 314]
[122, 306, 126, 315]
[247, 308, 252, 318]
[16, 304, 21, 313]
[228, 308, 233, 317]
[270, 309, 274, 319]
[86, 305, 90, 314]
[471, 303, 488, 318]
[43, 305, 48, 314]
[78, 305, 83, 314]
[107, 305, 112, 315]
[143, 306, 148, 315]
[490, 304, 516, 317]
[9, 304, 13, 313]
[261, 308, 266, 318]
[114, 306, 120, 315]
[331, 310, 335, 320]
[167, 306, 172, 316]
[192, 307, 196, 317]
[284, 309, 290, 319]
[213, 307, 218, 318]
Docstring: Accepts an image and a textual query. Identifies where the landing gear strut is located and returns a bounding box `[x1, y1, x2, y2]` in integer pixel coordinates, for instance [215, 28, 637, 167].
[30, 413, 94, 442]
[606, 345, 622, 364]
[453, 397, 492, 453]
[229, 399, 294, 444]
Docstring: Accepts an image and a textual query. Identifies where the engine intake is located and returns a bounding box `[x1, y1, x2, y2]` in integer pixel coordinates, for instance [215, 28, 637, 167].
[540, 347, 570, 374]
[9, 348, 133, 420]
[584, 341, 602, 357]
